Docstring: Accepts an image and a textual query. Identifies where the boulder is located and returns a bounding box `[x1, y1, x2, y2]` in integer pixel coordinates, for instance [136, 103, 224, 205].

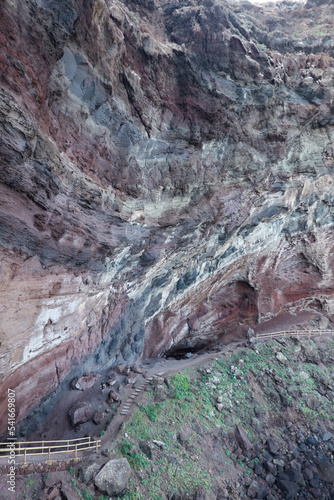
[256, 484, 269, 499]
[235, 424, 253, 451]
[81, 460, 104, 483]
[276, 352, 288, 364]
[126, 373, 139, 385]
[247, 480, 259, 498]
[68, 402, 92, 426]
[152, 376, 164, 386]
[276, 479, 299, 497]
[265, 473, 275, 487]
[267, 439, 280, 455]
[94, 458, 131, 495]
[71, 374, 97, 391]
[106, 374, 118, 386]
[139, 441, 153, 459]
[114, 365, 131, 375]
[130, 365, 144, 374]
[107, 390, 119, 403]
[322, 432, 333, 442]
[317, 461, 334, 483]
[93, 410, 105, 425]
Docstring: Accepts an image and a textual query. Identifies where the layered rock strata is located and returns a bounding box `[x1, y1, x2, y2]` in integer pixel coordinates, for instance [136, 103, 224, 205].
[1, 0, 334, 433]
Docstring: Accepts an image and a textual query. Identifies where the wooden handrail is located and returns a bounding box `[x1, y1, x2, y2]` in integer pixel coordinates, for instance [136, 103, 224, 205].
[256, 329, 334, 339]
[0, 437, 101, 462]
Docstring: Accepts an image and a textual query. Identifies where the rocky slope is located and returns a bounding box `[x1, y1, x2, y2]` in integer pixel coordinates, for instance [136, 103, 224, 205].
[1, 336, 334, 499]
[1, 0, 334, 434]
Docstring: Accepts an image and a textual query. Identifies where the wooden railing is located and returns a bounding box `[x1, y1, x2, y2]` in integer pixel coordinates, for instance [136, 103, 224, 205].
[256, 329, 334, 339]
[0, 436, 100, 463]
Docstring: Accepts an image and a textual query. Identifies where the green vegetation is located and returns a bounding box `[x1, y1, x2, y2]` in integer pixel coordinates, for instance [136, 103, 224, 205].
[112, 337, 334, 498]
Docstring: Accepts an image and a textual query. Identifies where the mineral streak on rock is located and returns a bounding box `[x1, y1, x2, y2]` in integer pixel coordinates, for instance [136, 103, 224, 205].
[1, 0, 334, 433]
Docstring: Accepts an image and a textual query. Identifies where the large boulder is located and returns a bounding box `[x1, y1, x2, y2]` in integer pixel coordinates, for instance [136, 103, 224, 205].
[94, 458, 131, 495]
[68, 402, 92, 426]
[71, 374, 97, 391]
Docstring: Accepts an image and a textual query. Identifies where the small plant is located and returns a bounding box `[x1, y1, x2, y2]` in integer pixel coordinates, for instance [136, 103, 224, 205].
[83, 490, 93, 500]
[140, 403, 163, 422]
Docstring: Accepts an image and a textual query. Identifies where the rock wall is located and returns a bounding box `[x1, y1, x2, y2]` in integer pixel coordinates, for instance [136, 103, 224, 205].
[1, 0, 334, 433]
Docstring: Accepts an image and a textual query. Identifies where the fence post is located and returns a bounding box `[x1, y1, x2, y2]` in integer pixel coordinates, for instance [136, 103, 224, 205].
[24, 447, 27, 463]
[48, 447, 50, 461]
[67, 440, 69, 452]
[96, 440, 98, 453]
[42, 441, 44, 454]
[88, 436, 91, 449]
[75, 443, 77, 459]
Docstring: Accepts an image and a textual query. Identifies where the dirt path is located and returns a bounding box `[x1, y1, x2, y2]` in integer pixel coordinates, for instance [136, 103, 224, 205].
[100, 342, 245, 446]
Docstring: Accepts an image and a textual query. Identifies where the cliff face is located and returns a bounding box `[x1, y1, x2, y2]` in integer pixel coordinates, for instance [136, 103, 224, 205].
[1, 0, 334, 433]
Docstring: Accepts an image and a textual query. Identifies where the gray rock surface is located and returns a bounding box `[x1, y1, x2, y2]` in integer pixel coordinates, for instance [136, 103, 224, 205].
[94, 458, 131, 495]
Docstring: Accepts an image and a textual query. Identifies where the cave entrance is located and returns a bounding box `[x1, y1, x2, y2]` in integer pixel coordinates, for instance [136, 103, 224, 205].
[163, 341, 215, 360]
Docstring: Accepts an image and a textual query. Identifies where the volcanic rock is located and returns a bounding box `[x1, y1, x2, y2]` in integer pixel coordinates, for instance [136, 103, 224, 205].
[235, 424, 253, 451]
[71, 374, 97, 391]
[68, 402, 92, 427]
[317, 461, 334, 483]
[1, 0, 334, 438]
[94, 458, 131, 495]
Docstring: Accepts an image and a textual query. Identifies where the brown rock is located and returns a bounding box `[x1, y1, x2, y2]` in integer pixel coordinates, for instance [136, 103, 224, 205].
[126, 373, 139, 385]
[235, 424, 253, 451]
[107, 390, 119, 403]
[71, 374, 97, 391]
[317, 461, 334, 483]
[93, 410, 105, 425]
[106, 374, 118, 386]
[68, 402, 92, 426]
[130, 365, 144, 374]
[114, 365, 131, 375]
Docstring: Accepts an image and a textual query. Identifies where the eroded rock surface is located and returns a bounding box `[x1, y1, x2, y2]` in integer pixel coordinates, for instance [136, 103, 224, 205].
[1, 0, 334, 433]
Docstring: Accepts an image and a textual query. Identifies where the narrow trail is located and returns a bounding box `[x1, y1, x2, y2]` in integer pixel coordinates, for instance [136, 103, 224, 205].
[3, 330, 333, 464]
[100, 342, 244, 445]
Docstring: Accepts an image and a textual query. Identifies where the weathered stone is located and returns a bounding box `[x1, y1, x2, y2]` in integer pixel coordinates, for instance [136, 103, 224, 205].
[61, 482, 82, 500]
[267, 439, 280, 455]
[152, 376, 164, 386]
[94, 458, 131, 495]
[322, 432, 333, 442]
[247, 480, 259, 498]
[290, 459, 301, 472]
[276, 479, 299, 497]
[266, 473, 276, 487]
[126, 373, 139, 385]
[152, 440, 165, 449]
[276, 352, 288, 364]
[71, 374, 97, 391]
[273, 458, 284, 467]
[235, 424, 253, 451]
[317, 461, 334, 483]
[114, 365, 131, 375]
[139, 441, 153, 459]
[107, 390, 119, 403]
[256, 484, 269, 500]
[93, 410, 105, 425]
[106, 374, 118, 387]
[81, 461, 104, 483]
[68, 402, 92, 426]
[130, 365, 144, 374]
